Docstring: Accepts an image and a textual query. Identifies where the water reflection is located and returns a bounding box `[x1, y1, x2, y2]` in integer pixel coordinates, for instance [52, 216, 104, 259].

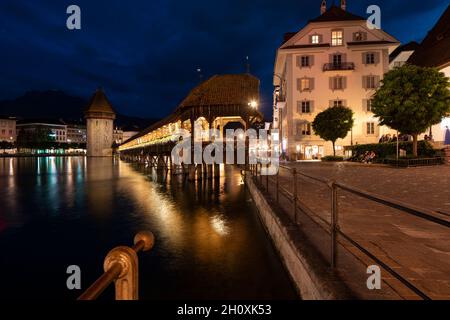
[0, 157, 297, 300]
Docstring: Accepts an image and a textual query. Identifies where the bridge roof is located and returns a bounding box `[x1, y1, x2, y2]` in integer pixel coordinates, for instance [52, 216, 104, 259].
[176, 74, 260, 109]
[121, 74, 261, 144]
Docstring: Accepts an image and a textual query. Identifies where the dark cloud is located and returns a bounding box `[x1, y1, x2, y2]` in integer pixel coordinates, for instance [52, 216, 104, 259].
[0, 0, 448, 118]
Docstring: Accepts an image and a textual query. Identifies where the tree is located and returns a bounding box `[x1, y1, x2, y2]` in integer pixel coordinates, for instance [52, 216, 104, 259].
[312, 106, 354, 156]
[372, 64, 450, 157]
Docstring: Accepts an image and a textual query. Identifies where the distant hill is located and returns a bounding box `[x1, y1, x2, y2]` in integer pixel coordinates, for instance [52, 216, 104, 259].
[0, 90, 159, 131]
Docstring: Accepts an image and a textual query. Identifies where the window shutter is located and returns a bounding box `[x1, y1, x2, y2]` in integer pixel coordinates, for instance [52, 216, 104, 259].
[309, 35, 313, 44]
[310, 100, 315, 113]
[329, 77, 334, 91]
[318, 34, 323, 43]
[297, 101, 301, 114]
[363, 122, 367, 135]
[362, 99, 368, 112]
[296, 56, 301, 68]
[342, 53, 347, 63]
[329, 54, 334, 63]
[374, 52, 381, 65]
[375, 75, 381, 88]
[342, 77, 347, 90]
[309, 55, 315, 67]
[362, 52, 367, 64]
[362, 76, 367, 89]
[375, 124, 380, 136]
[297, 78, 301, 91]
[309, 78, 315, 91]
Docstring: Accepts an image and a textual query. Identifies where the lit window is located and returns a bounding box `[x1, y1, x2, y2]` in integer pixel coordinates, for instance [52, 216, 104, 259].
[367, 123, 375, 135]
[311, 35, 320, 44]
[300, 78, 310, 91]
[332, 30, 343, 46]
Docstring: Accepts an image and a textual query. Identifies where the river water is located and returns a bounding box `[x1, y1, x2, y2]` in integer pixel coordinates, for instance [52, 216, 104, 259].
[0, 157, 297, 300]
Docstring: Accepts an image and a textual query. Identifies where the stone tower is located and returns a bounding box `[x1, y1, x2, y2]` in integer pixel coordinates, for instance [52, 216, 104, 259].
[84, 88, 116, 157]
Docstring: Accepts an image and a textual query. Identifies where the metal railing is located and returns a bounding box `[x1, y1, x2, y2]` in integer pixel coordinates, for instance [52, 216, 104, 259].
[323, 62, 355, 71]
[248, 163, 450, 300]
[78, 231, 155, 300]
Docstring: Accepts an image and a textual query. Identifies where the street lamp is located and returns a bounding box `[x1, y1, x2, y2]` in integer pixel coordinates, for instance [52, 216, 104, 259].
[248, 100, 258, 109]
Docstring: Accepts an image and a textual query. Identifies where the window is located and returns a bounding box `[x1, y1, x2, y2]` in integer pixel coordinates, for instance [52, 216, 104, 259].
[311, 35, 320, 44]
[333, 54, 342, 66]
[300, 123, 312, 136]
[301, 101, 310, 113]
[300, 78, 310, 91]
[331, 76, 345, 90]
[332, 30, 343, 46]
[1, 129, 5, 134]
[333, 100, 343, 107]
[367, 123, 375, 135]
[367, 99, 374, 112]
[353, 32, 367, 41]
[365, 53, 375, 64]
[365, 75, 378, 89]
[301, 56, 310, 67]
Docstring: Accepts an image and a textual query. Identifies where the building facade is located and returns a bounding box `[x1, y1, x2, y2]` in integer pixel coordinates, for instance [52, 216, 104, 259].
[408, 4, 450, 146]
[0, 116, 17, 142]
[66, 124, 87, 144]
[17, 121, 67, 143]
[85, 88, 116, 157]
[273, 1, 399, 159]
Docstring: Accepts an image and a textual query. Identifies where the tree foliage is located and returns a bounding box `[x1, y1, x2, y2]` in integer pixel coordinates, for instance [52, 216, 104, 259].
[372, 64, 450, 156]
[312, 106, 354, 156]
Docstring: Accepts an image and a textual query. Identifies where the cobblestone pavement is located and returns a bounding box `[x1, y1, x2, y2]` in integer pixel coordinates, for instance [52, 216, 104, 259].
[266, 162, 450, 299]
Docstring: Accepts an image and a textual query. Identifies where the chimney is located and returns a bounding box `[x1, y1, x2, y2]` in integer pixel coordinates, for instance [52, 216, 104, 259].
[321, 0, 327, 14]
[341, 0, 346, 11]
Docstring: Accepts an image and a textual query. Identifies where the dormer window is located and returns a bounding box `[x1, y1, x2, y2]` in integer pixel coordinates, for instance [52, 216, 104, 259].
[353, 31, 367, 42]
[331, 30, 343, 46]
[311, 35, 320, 44]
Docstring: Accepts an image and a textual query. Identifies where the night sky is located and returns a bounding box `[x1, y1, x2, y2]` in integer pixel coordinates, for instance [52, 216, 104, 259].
[0, 0, 448, 119]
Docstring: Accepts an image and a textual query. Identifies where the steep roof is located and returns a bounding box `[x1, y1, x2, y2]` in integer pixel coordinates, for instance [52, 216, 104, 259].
[408, 5, 450, 68]
[178, 74, 259, 109]
[85, 88, 116, 115]
[309, 5, 365, 23]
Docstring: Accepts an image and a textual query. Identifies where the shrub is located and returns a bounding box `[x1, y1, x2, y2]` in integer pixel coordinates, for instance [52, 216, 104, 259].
[322, 156, 344, 162]
[348, 141, 435, 159]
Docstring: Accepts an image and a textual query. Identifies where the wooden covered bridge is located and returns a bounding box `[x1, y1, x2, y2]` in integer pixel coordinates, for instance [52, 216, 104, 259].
[119, 74, 263, 180]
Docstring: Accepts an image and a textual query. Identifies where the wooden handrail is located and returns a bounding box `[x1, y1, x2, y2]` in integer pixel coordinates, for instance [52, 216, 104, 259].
[78, 231, 155, 301]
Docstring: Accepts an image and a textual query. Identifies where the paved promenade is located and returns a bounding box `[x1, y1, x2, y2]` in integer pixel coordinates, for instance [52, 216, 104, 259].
[267, 162, 450, 299]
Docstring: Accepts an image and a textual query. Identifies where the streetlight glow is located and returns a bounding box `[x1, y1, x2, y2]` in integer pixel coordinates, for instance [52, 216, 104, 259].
[249, 100, 258, 109]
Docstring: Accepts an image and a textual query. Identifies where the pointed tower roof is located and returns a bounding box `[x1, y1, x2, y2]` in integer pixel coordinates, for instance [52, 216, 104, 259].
[84, 88, 116, 119]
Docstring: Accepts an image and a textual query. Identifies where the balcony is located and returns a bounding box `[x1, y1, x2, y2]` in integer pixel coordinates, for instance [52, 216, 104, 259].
[323, 62, 355, 72]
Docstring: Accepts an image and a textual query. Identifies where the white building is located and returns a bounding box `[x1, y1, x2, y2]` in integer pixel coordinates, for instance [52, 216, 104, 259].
[408, 4, 450, 146]
[273, 1, 400, 159]
[85, 88, 116, 157]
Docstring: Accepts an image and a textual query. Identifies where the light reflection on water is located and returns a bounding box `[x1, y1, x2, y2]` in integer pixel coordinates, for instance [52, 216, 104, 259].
[0, 157, 297, 300]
